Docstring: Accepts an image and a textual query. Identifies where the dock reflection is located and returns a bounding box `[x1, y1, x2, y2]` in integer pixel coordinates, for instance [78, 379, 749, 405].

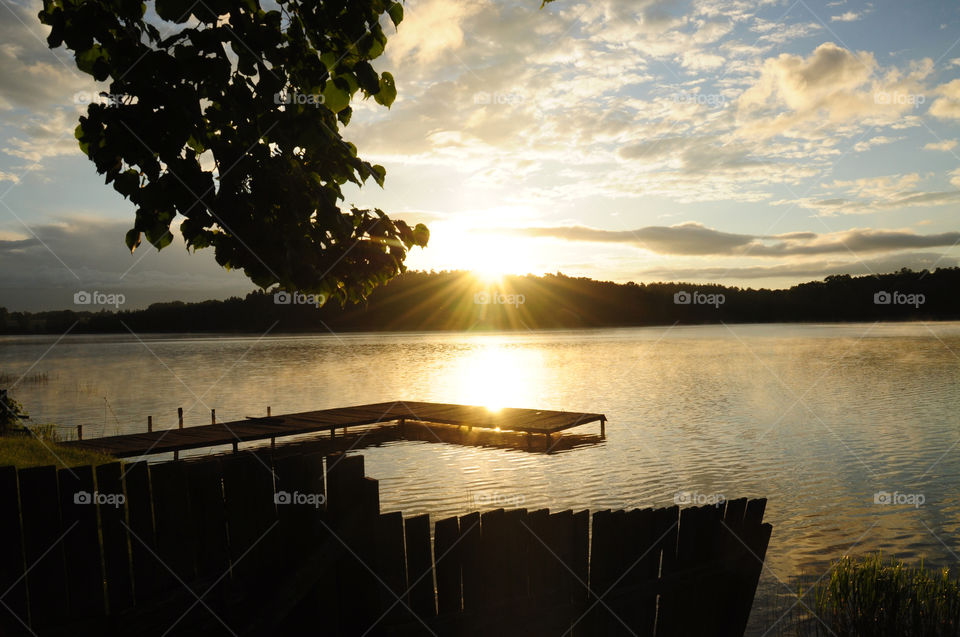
[229, 420, 605, 459]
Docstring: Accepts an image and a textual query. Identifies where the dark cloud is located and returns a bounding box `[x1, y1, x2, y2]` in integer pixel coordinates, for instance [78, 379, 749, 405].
[493, 222, 960, 257]
[0, 218, 254, 311]
[0, 237, 39, 250]
[635, 252, 959, 281]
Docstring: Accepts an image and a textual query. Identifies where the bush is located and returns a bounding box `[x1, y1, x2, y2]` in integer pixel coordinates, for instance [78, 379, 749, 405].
[0, 391, 26, 435]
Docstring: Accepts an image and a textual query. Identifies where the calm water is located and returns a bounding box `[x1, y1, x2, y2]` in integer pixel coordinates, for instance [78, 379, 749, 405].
[3, 322, 960, 634]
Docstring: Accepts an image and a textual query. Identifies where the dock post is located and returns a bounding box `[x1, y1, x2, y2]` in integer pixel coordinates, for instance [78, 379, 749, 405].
[601, 418, 606, 438]
[399, 417, 406, 439]
[76, 424, 82, 441]
[147, 416, 152, 433]
[178, 407, 183, 429]
[268, 407, 274, 449]
[330, 428, 335, 439]
[211, 409, 216, 424]
[232, 441, 238, 453]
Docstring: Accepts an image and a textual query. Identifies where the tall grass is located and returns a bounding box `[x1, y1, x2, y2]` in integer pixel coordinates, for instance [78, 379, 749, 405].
[814, 554, 960, 636]
[777, 554, 960, 636]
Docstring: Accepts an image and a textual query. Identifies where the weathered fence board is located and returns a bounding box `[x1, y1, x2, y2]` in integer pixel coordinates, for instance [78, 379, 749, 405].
[151, 460, 197, 587]
[405, 513, 436, 621]
[0, 465, 28, 630]
[124, 461, 159, 606]
[434, 515, 461, 616]
[95, 462, 133, 614]
[18, 465, 68, 631]
[58, 464, 106, 620]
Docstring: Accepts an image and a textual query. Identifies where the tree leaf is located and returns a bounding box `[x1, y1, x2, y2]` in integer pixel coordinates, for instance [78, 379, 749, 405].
[125, 228, 142, 253]
[322, 79, 350, 113]
[155, 0, 193, 23]
[373, 72, 396, 107]
[387, 2, 403, 28]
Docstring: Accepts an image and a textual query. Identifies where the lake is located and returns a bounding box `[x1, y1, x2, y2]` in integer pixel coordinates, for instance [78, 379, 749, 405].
[2, 322, 959, 635]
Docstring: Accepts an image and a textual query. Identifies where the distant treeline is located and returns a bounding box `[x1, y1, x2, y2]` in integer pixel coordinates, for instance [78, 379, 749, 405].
[2, 268, 958, 334]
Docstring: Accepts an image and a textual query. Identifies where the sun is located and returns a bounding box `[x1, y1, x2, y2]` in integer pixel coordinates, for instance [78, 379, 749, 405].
[471, 266, 506, 284]
[464, 237, 536, 283]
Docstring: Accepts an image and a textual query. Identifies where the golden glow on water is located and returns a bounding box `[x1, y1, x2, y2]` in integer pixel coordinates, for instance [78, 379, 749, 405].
[451, 340, 544, 412]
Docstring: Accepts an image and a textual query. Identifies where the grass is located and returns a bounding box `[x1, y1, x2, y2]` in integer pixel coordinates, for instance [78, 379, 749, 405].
[778, 554, 960, 636]
[0, 430, 116, 469]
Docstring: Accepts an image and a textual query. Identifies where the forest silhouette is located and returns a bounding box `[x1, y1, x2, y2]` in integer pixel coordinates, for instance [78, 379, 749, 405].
[2, 267, 958, 334]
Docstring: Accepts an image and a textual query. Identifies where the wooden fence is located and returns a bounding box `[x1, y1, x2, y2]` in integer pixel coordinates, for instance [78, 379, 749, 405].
[0, 452, 771, 636]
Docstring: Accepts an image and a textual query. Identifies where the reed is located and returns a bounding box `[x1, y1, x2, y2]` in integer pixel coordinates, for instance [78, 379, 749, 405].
[0, 371, 50, 385]
[781, 554, 960, 636]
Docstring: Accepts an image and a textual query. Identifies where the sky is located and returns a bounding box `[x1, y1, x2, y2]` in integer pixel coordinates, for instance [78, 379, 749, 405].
[2, 0, 960, 310]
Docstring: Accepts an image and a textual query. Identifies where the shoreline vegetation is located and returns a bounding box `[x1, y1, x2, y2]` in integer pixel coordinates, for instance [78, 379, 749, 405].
[779, 554, 960, 636]
[2, 268, 959, 335]
[0, 432, 116, 469]
[1, 393, 116, 468]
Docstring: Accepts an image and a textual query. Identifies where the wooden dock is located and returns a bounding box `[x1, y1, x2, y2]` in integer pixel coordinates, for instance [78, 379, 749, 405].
[62, 401, 607, 459]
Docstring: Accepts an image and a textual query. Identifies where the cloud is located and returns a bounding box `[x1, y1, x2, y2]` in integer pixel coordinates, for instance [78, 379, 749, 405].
[734, 42, 930, 140]
[923, 139, 957, 151]
[929, 79, 960, 119]
[0, 1, 94, 112]
[0, 2, 101, 171]
[830, 11, 861, 22]
[385, 0, 483, 68]
[778, 173, 960, 215]
[3, 109, 82, 162]
[490, 222, 960, 258]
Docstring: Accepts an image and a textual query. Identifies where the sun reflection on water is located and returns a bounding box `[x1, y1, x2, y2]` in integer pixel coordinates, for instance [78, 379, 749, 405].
[451, 339, 544, 412]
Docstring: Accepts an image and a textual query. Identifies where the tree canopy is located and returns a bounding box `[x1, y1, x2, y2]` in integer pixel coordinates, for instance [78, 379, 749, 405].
[39, 0, 428, 304]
